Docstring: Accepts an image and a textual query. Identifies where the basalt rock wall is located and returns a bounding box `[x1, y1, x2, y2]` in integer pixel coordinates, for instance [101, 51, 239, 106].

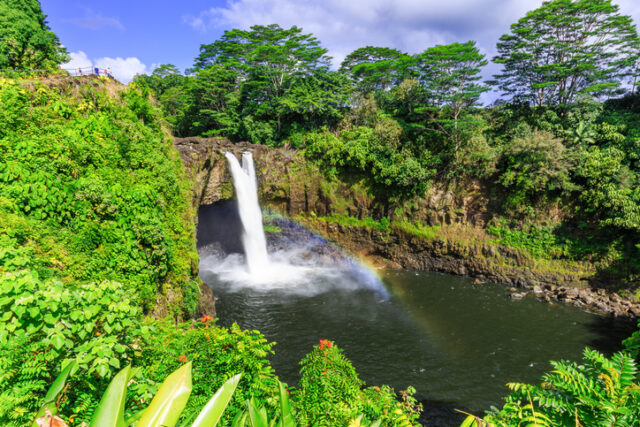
[175, 137, 639, 318]
[175, 136, 373, 218]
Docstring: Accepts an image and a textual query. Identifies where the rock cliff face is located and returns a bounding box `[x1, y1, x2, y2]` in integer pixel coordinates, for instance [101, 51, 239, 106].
[175, 136, 639, 318]
[174, 136, 376, 217]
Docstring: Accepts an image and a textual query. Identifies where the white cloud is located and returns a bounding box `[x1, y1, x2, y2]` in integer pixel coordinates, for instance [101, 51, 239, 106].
[184, 0, 546, 66]
[184, 0, 640, 104]
[94, 57, 149, 83]
[61, 51, 149, 84]
[66, 8, 124, 31]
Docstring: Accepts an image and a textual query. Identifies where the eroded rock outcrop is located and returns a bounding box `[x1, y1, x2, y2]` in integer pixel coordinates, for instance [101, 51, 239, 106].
[175, 137, 639, 318]
[174, 136, 376, 218]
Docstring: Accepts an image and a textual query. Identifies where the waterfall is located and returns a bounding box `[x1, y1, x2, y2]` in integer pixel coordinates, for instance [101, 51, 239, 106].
[225, 151, 270, 274]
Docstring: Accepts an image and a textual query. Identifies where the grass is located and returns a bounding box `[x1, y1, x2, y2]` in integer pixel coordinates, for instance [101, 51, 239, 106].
[317, 214, 390, 232]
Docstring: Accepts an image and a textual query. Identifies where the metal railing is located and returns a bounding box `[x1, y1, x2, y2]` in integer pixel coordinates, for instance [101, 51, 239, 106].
[0, 67, 113, 79]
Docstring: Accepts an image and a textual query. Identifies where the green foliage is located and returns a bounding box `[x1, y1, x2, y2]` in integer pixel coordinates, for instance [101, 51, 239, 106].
[0, 78, 199, 315]
[492, 0, 640, 106]
[623, 320, 640, 360]
[193, 24, 332, 138]
[140, 319, 280, 425]
[394, 220, 440, 240]
[497, 130, 576, 215]
[294, 340, 421, 426]
[0, 77, 200, 424]
[487, 223, 569, 259]
[340, 46, 411, 94]
[485, 348, 640, 426]
[415, 41, 489, 149]
[304, 124, 434, 198]
[0, 0, 69, 69]
[0, 270, 146, 425]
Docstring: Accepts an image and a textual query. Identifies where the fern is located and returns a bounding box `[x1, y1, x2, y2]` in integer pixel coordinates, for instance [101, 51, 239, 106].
[486, 348, 640, 427]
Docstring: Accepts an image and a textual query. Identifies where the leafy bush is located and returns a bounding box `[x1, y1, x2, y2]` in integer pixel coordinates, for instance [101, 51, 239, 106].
[483, 348, 640, 427]
[139, 318, 280, 425]
[304, 126, 434, 198]
[294, 340, 421, 426]
[0, 77, 198, 316]
[0, 270, 147, 426]
[497, 130, 576, 215]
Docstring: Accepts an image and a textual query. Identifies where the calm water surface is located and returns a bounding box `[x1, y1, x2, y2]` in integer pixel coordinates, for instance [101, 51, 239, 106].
[201, 266, 634, 425]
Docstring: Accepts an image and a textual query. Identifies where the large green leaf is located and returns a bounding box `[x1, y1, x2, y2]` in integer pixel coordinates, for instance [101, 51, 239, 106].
[276, 381, 295, 427]
[137, 362, 193, 427]
[31, 360, 78, 426]
[247, 398, 268, 427]
[191, 373, 242, 427]
[90, 365, 131, 427]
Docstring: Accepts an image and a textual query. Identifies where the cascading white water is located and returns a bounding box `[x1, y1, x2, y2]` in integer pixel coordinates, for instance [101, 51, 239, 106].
[225, 151, 270, 274]
[201, 150, 383, 293]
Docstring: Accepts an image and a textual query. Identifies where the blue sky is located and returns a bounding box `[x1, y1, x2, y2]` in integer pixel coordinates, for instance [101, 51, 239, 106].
[44, 0, 640, 93]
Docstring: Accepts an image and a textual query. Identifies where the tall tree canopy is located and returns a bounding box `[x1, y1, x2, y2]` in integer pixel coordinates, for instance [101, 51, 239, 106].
[492, 0, 640, 106]
[193, 24, 332, 134]
[414, 41, 488, 149]
[0, 0, 68, 69]
[340, 46, 411, 94]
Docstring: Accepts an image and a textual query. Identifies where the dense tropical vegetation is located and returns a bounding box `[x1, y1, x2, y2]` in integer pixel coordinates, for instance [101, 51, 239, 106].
[3, 0, 640, 425]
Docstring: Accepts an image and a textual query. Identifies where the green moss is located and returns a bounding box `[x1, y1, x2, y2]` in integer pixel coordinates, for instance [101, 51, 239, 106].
[263, 224, 282, 233]
[393, 219, 440, 240]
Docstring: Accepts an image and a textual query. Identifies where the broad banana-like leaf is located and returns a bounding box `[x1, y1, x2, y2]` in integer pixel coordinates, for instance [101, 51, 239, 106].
[191, 373, 242, 427]
[231, 409, 248, 427]
[276, 382, 295, 427]
[137, 362, 193, 427]
[369, 420, 381, 427]
[124, 409, 144, 426]
[347, 415, 363, 427]
[90, 365, 131, 427]
[247, 398, 268, 427]
[32, 360, 78, 426]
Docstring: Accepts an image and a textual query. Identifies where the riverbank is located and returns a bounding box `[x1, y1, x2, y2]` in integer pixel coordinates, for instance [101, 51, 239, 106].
[295, 216, 640, 319]
[174, 136, 640, 319]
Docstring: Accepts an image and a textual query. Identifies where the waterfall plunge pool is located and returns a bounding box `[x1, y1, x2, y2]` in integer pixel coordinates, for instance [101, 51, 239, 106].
[200, 263, 634, 425]
[198, 152, 635, 425]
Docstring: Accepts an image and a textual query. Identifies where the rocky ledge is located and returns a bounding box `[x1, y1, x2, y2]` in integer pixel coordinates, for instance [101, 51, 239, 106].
[509, 284, 640, 318]
[299, 218, 640, 319]
[173, 136, 640, 320]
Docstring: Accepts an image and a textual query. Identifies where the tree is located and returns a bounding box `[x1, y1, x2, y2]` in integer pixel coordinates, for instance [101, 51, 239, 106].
[492, 0, 640, 106]
[134, 64, 185, 96]
[193, 24, 331, 135]
[415, 41, 489, 150]
[279, 69, 351, 132]
[0, 0, 68, 69]
[340, 46, 412, 94]
[186, 65, 241, 138]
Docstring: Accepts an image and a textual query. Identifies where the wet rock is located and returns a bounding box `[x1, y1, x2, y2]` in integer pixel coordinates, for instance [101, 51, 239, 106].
[510, 292, 527, 300]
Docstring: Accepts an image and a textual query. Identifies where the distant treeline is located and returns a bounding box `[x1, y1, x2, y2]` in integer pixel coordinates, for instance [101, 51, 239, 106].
[135, 1, 640, 284]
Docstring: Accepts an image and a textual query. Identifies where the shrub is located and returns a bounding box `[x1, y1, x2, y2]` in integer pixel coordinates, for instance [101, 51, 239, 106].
[139, 318, 280, 425]
[484, 348, 640, 426]
[294, 340, 421, 426]
[0, 270, 146, 426]
[497, 130, 576, 215]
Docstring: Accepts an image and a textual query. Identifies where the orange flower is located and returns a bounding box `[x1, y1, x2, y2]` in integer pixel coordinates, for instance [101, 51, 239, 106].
[200, 314, 214, 323]
[178, 355, 188, 363]
[318, 339, 332, 349]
